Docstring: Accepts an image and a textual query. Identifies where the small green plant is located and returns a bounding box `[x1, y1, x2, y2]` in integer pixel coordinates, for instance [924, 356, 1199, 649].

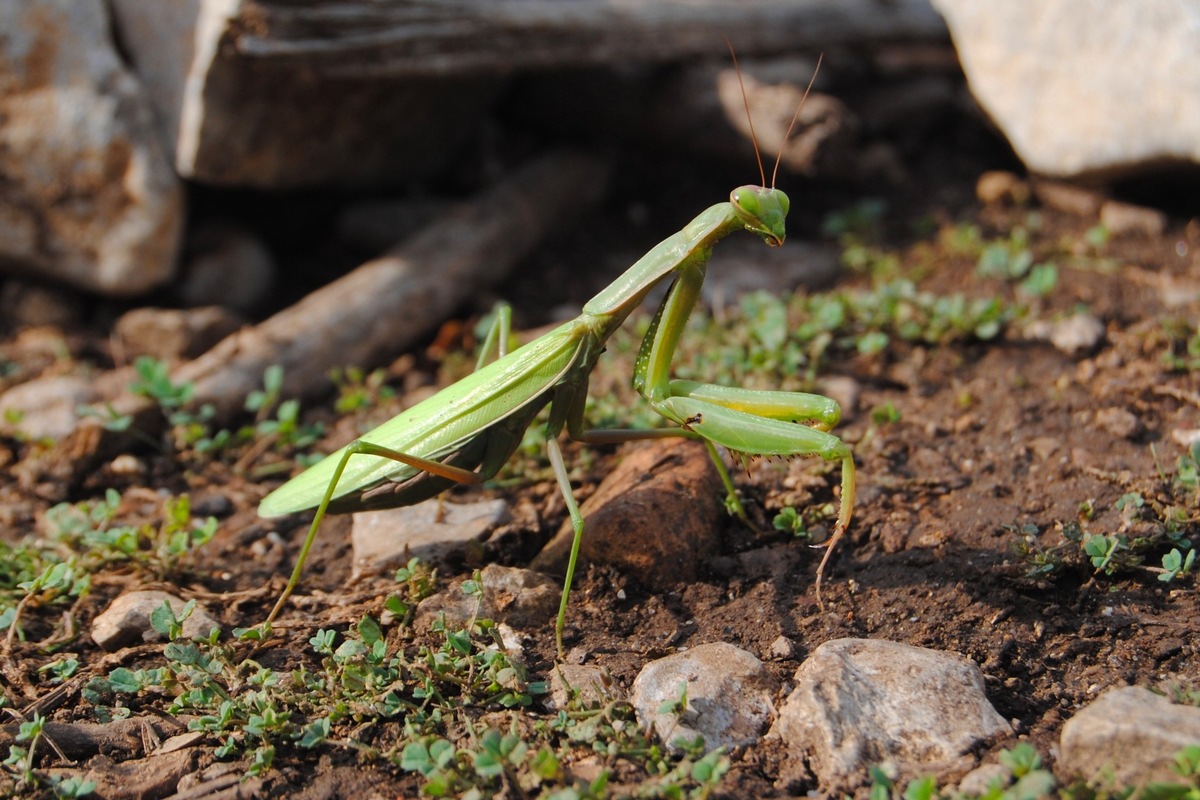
[773, 506, 810, 539]
[75, 569, 735, 797]
[1161, 319, 1200, 372]
[129, 355, 194, 409]
[1159, 547, 1196, 583]
[330, 366, 395, 414]
[871, 402, 902, 425]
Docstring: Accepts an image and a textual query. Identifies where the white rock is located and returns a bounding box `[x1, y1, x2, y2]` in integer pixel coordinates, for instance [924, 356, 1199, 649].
[350, 497, 510, 580]
[92, 591, 220, 651]
[769, 638, 1010, 789]
[1060, 686, 1200, 788]
[933, 0, 1200, 177]
[1025, 314, 1105, 356]
[0, 0, 182, 295]
[630, 642, 779, 752]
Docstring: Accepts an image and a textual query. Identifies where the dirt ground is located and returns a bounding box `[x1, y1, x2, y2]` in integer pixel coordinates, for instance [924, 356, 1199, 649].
[1, 106, 1198, 798]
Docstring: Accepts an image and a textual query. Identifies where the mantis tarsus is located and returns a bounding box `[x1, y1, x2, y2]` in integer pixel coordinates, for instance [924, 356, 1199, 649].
[258, 53, 856, 656]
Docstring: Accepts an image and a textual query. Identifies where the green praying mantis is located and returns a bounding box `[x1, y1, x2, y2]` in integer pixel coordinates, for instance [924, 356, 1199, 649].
[257, 52, 856, 656]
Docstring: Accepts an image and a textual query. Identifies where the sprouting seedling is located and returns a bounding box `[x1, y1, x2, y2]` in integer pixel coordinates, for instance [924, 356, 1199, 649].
[258, 47, 854, 658]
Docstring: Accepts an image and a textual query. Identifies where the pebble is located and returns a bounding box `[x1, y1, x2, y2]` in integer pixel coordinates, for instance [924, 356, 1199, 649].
[91, 591, 221, 650]
[1094, 407, 1142, 440]
[630, 642, 778, 752]
[1033, 181, 1103, 217]
[547, 663, 617, 711]
[1025, 313, 1106, 356]
[114, 306, 244, 361]
[1099, 200, 1168, 238]
[769, 635, 797, 660]
[975, 171, 1029, 205]
[0, 375, 98, 441]
[413, 563, 560, 632]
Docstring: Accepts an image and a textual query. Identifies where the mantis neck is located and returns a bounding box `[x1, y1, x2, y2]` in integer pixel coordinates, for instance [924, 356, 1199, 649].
[581, 202, 743, 321]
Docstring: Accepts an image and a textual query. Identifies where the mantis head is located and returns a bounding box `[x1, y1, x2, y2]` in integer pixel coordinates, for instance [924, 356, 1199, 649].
[731, 185, 789, 247]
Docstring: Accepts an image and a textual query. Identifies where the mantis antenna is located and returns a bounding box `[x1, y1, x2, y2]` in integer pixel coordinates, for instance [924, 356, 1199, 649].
[725, 38, 767, 188]
[772, 53, 823, 189]
[724, 38, 824, 189]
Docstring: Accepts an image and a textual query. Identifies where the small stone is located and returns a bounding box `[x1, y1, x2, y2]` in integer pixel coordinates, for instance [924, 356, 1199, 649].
[115, 306, 244, 361]
[107, 454, 146, 477]
[92, 591, 221, 651]
[769, 635, 797, 660]
[1033, 181, 1103, 217]
[975, 171, 1028, 205]
[1060, 686, 1200, 788]
[350, 497, 510, 580]
[769, 638, 1010, 791]
[414, 564, 560, 632]
[1026, 314, 1105, 356]
[548, 663, 617, 711]
[1172, 429, 1200, 447]
[631, 642, 779, 752]
[1100, 200, 1167, 238]
[816, 375, 860, 421]
[1094, 407, 1142, 440]
[956, 762, 1012, 796]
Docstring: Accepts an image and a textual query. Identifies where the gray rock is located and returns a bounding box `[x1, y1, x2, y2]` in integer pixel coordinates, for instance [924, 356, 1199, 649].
[107, 2, 502, 188]
[630, 642, 779, 752]
[933, 0, 1200, 177]
[92, 591, 220, 650]
[769, 638, 1010, 790]
[0, 0, 182, 295]
[1060, 686, 1200, 787]
[414, 564, 560, 632]
[350, 497, 510, 580]
[548, 663, 618, 711]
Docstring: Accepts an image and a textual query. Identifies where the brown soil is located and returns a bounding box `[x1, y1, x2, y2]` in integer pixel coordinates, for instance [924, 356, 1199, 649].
[1, 139, 1198, 798]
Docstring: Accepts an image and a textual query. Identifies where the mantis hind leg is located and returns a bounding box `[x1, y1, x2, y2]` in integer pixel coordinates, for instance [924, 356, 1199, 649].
[264, 440, 484, 627]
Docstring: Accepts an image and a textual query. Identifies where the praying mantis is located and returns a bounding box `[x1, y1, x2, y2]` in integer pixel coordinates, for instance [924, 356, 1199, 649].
[257, 53, 856, 656]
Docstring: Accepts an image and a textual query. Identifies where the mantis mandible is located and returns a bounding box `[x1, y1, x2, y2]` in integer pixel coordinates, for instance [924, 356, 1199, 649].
[257, 52, 856, 656]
